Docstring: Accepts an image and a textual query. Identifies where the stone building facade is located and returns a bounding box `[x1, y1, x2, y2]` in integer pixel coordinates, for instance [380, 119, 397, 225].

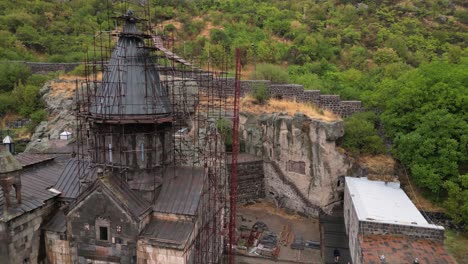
[343, 177, 452, 264]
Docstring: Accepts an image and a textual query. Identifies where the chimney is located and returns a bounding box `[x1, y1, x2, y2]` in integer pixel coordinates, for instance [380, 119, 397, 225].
[0, 148, 23, 211]
[2, 135, 14, 154]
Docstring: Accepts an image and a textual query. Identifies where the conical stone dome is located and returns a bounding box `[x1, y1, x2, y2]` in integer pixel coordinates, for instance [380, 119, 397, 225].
[90, 13, 172, 118]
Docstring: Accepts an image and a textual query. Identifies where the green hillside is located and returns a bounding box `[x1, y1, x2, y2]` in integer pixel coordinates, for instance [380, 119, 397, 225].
[0, 0, 467, 230]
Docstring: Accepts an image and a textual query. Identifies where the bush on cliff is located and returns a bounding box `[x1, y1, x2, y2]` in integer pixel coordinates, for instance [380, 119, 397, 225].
[340, 112, 385, 155]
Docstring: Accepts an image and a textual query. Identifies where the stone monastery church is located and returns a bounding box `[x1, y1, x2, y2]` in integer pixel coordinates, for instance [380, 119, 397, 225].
[0, 11, 228, 264]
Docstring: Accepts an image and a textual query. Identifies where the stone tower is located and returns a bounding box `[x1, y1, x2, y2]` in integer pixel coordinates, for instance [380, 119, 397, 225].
[82, 11, 173, 201]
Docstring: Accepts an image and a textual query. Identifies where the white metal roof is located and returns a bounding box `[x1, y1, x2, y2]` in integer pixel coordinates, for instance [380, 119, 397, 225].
[2, 135, 13, 144]
[345, 177, 442, 229]
[60, 131, 72, 136]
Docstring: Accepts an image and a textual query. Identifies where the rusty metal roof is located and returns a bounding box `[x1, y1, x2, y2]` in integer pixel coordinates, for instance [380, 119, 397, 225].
[0, 150, 22, 174]
[153, 166, 204, 216]
[43, 210, 66, 233]
[140, 219, 194, 248]
[15, 153, 55, 167]
[89, 16, 172, 118]
[0, 159, 66, 221]
[54, 159, 96, 199]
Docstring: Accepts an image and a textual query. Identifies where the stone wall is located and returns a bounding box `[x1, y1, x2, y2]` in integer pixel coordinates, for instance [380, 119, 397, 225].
[67, 190, 143, 263]
[232, 156, 265, 204]
[0, 200, 57, 264]
[23, 62, 80, 74]
[45, 231, 72, 264]
[203, 77, 363, 117]
[358, 221, 445, 242]
[344, 180, 365, 264]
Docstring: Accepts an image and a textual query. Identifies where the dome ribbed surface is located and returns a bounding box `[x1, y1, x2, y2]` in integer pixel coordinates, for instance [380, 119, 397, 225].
[90, 17, 172, 118]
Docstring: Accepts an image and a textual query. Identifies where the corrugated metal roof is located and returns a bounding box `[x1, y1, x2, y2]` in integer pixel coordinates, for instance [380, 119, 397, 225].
[0, 150, 22, 173]
[140, 219, 194, 248]
[90, 16, 172, 117]
[54, 159, 96, 199]
[0, 160, 66, 221]
[43, 210, 66, 233]
[153, 166, 204, 216]
[15, 153, 55, 167]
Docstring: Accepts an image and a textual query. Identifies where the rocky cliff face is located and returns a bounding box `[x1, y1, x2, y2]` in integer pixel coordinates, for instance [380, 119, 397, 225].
[240, 112, 357, 215]
[25, 79, 77, 153]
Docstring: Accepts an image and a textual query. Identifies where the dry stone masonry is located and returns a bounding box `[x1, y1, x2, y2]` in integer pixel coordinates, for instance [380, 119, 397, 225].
[206, 78, 363, 117]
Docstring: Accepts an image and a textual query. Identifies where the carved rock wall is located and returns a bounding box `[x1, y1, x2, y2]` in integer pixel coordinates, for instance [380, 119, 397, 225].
[240, 112, 354, 216]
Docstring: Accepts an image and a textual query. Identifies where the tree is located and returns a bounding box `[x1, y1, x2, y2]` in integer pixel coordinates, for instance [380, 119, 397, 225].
[0, 62, 31, 92]
[393, 110, 467, 196]
[443, 176, 468, 230]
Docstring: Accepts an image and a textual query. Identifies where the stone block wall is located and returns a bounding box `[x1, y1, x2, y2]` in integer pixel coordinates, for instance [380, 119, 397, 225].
[199, 76, 363, 117]
[45, 231, 72, 264]
[23, 62, 80, 74]
[359, 221, 445, 242]
[2, 200, 57, 264]
[235, 159, 265, 204]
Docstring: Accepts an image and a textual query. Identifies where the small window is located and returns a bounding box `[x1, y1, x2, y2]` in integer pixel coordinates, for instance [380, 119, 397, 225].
[108, 143, 113, 163]
[59, 233, 67, 240]
[99, 226, 109, 241]
[116, 225, 122, 233]
[140, 143, 145, 161]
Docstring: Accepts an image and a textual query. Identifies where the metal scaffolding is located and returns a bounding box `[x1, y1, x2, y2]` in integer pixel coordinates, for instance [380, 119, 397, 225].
[74, 1, 240, 263]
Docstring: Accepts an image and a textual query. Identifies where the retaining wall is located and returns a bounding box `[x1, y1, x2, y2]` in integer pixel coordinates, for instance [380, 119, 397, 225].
[204, 77, 363, 117]
[236, 159, 265, 204]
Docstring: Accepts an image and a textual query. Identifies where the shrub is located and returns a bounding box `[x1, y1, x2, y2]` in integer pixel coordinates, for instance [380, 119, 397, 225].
[253, 63, 289, 84]
[340, 112, 385, 155]
[251, 83, 269, 104]
[30, 109, 47, 125]
[0, 92, 16, 115]
[69, 64, 87, 76]
[216, 117, 233, 151]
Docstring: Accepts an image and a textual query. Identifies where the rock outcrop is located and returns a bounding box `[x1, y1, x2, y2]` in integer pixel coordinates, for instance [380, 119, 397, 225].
[25, 79, 77, 153]
[240, 112, 357, 216]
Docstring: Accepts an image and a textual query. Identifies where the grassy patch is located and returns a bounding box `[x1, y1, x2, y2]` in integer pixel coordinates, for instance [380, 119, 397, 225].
[445, 229, 468, 264]
[240, 95, 339, 122]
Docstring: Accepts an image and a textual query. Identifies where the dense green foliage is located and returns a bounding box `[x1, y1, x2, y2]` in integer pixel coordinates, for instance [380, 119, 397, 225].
[0, 0, 467, 228]
[340, 112, 385, 155]
[252, 63, 289, 84]
[0, 62, 53, 127]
